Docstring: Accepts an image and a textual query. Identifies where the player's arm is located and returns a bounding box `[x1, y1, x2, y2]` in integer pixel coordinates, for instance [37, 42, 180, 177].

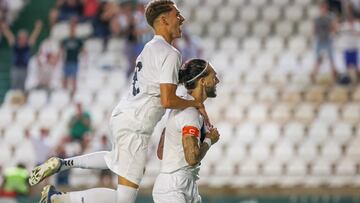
[182, 127, 220, 166]
[157, 128, 166, 160]
[160, 84, 202, 109]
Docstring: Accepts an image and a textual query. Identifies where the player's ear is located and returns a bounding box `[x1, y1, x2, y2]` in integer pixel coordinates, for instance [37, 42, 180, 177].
[160, 14, 169, 26]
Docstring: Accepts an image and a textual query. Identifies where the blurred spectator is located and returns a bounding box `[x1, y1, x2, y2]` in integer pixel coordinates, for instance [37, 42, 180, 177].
[83, 0, 99, 20]
[68, 103, 91, 142]
[2, 163, 29, 196]
[339, 13, 360, 82]
[27, 39, 63, 91]
[349, 0, 360, 19]
[31, 127, 53, 165]
[327, 0, 342, 17]
[49, 0, 83, 26]
[0, 20, 43, 91]
[175, 30, 203, 62]
[93, 1, 117, 39]
[312, 2, 338, 81]
[61, 17, 84, 92]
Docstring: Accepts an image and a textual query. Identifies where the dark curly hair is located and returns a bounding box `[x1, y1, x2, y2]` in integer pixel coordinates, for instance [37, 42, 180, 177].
[179, 59, 209, 90]
[145, 0, 174, 27]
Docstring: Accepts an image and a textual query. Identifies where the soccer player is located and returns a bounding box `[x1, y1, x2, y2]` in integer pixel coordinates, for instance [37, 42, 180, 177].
[153, 59, 220, 203]
[30, 1, 209, 203]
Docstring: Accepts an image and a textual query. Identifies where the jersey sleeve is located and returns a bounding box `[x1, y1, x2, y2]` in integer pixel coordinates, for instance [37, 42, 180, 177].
[159, 50, 181, 85]
[176, 109, 202, 139]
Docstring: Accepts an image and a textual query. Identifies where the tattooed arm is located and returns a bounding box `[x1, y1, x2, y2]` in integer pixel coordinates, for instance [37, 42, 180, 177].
[182, 128, 220, 166]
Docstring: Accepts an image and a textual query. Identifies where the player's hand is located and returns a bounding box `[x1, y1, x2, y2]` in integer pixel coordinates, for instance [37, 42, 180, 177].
[194, 101, 213, 129]
[206, 128, 219, 145]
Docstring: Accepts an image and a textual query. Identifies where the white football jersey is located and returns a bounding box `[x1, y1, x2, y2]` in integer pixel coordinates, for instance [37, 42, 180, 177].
[111, 35, 182, 134]
[160, 94, 203, 177]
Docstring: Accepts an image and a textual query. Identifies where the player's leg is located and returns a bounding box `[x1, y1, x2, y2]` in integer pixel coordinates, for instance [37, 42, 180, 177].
[40, 185, 117, 203]
[29, 151, 109, 186]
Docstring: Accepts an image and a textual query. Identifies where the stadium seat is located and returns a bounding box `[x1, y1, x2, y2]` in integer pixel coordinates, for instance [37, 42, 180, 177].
[317, 103, 339, 124]
[262, 5, 281, 23]
[255, 52, 276, 70]
[15, 106, 36, 128]
[270, 103, 292, 122]
[217, 6, 237, 23]
[284, 5, 304, 22]
[207, 22, 227, 38]
[304, 86, 326, 103]
[294, 102, 316, 122]
[225, 144, 247, 164]
[50, 22, 69, 41]
[275, 20, 294, 38]
[38, 106, 60, 129]
[27, 90, 48, 110]
[283, 121, 305, 144]
[235, 122, 257, 145]
[320, 140, 342, 163]
[107, 38, 126, 52]
[0, 144, 12, 167]
[248, 0, 267, 7]
[227, 0, 247, 7]
[281, 86, 303, 104]
[252, 21, 271, 38]
[332, 122, 353, 145]
[14, 140, 36, 168]
[249, 142, 270, 162]
[272, 0, 290, 7]
[297, 140, 318, 163]
[297, 20, 313, 38]
[258, 122, 280, 145]
[288, 36, 308, 57]
[186, 22, 204, 36]
[257, 86, 278, 104]
[229, 22, 249, 38]
[219, 37, 239, 52]
[263, 160, 283, 176]
[203, 147, 224, 164]
[286, 158, 307, 176]
[245, 69, 266, 85]
[307, 120, 329, 144]
[224, 106, 244, 123]
[49, 89, 71, 110]
[311, 159, 332, 176]
[194, 6, 214, 23]
[216, 122, 235, 146]
[273, 140, 295, 163]
[265, 37, 285, 55]
[306, 5, 320, 20]
[3, 124, 24, 147]
[239, 159, 259, 176]
[342, 103, 360, 124]
[335, 158, 356, 175]
[76, 23, 93, 38]
[84, 38, 103, 53]
[328, 87, 349, 103]
[268, 71, 288, 86]
[247, 104, 268, 123]
[73, 90, 94, 108]
[277, 52, 299, 73]
[240, 6, 259, 23]
[0, 106, 14, 130]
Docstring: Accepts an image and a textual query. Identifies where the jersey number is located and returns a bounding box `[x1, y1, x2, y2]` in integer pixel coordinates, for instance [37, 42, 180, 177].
[132, 61, 142, 96]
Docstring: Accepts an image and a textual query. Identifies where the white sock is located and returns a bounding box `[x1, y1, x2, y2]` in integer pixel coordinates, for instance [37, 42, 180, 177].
[60, 151, 109, 171]
[116, 184, 138, 203]
[52, 188, 117, 203]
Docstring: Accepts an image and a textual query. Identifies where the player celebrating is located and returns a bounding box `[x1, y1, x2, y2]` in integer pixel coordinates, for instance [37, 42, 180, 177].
[30, 1, 209, 203]
[153, 59, 220, 203]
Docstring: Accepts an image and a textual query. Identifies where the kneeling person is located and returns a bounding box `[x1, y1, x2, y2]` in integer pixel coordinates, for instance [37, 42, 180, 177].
[153, 59, 220, 203]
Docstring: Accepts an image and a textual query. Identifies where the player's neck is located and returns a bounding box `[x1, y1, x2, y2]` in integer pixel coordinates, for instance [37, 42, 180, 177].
[189, 88, 207, 103]
[154, 29, 173, 44]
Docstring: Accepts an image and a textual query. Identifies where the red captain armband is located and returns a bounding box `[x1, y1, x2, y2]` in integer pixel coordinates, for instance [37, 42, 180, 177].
[182, 126, 200, 138]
